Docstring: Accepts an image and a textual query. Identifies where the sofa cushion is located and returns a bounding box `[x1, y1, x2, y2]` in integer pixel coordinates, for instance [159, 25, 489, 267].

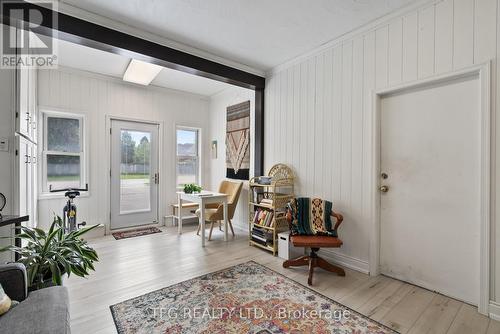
[0, 286, 70, 334]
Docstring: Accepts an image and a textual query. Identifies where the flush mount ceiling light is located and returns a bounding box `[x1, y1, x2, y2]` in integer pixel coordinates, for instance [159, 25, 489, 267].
[123, 59, 163, 85]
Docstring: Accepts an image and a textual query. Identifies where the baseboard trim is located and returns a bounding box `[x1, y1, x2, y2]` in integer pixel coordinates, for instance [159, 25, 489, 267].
[320, 249, 370, 274]
[233, 223, 370, 274]
[489, 301, 500, 320]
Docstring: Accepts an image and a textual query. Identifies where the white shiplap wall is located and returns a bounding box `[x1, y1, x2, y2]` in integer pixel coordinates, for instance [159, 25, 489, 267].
[264, 0, 500, 296]
[37, 67, 210, 231]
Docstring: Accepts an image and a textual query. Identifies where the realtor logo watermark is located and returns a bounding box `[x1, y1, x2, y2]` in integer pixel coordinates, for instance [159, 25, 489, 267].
[1, 0, 58, 68]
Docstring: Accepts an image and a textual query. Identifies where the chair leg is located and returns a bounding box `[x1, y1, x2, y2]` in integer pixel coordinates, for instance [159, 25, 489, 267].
[283, 248, 345, 286]
[228, 219, 235, 237]
[208, 221, 215, 241]
[308, 257, 317, 286]
[317, 257, 345, 276]
[219, 221, 222, 231]
[283, 255, 309, 268]
[196, 222, 201, 236]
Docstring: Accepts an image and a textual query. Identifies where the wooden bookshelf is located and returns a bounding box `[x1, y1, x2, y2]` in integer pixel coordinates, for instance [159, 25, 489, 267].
[248, 164, 294, 256]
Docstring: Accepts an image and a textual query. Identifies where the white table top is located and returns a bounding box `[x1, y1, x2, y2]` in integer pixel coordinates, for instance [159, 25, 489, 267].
[177, 191, 228, 199]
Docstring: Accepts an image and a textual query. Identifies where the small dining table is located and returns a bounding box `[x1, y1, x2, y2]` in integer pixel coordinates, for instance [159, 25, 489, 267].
[177, 191, 228, 247]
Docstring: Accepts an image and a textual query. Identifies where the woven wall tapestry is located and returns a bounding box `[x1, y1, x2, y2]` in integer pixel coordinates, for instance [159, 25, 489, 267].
[226, 100, 250, 180]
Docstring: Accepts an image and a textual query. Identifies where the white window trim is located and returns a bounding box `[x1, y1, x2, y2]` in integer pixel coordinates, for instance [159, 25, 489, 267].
[38, 109, 89, 199]
[175, 126, 201, 189]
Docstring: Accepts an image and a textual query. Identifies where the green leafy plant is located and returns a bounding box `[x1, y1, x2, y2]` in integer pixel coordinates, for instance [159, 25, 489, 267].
[0, 216, 99, 290]
[183, 183, 202, 194]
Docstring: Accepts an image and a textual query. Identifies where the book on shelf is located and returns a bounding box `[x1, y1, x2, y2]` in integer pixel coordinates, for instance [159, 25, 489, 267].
[252, 208, 275, 227]
[259, 198, 273, 206]
[251, 226, 274, 246]
[251, 236, 268, 246]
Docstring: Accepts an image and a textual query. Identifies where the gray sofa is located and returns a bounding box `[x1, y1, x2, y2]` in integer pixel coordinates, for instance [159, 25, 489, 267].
[0, 263, 70, 334]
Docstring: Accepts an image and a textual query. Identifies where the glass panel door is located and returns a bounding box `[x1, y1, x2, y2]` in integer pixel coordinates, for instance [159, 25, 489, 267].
[110, 120, 159, 230]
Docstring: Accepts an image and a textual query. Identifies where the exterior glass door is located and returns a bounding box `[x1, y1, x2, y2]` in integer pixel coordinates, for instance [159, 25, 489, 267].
[110, 120, 159, 229]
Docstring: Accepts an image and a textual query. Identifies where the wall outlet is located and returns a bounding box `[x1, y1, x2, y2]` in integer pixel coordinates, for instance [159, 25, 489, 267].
[0, 138, 8, 152]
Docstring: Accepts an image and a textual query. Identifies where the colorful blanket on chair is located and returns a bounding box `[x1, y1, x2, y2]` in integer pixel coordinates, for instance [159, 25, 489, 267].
[287, 198, 337, 237]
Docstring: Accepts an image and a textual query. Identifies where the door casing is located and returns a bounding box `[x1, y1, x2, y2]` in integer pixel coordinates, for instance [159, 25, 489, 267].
[369, 62, 491, 315]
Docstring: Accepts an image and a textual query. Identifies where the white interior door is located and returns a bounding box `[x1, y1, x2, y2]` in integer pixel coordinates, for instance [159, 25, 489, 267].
[110, 120, 159, 230]
[379, 74, 480, 305]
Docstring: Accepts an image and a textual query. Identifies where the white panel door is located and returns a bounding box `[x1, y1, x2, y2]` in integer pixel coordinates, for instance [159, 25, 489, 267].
[379, 74, 480, 305]
[110, 120, 159, 230]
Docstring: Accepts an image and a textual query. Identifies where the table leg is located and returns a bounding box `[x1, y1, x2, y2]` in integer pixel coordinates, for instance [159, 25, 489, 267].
[200, 200, 206, 247]
[223, 201, 228, 242]
[177, 194, 183, 235]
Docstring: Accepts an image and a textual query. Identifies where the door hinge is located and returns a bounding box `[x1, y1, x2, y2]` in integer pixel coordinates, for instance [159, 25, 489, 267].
[15, 112, 18, 119]
[15, 149, 18, 156]
[110, 169, 112, 177]
[110, 128, 112, 135]
[109, 212, 111, 220]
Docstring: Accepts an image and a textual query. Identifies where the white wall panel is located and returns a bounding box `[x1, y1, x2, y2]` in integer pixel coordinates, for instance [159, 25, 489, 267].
[418, 5, 436, 78]
[323, 50, 334, 203]
[341, 41, 353, 213]
[453, 0, 474, 69]
[332, 46, 343, 205]
[388, 18, 403, 85]
[435, 0, 454, 73]
[375, 26, 389, 88]
[475, 0, 497, 64]
[314, 54, 325, 196]
[402, 13, 419, 82]
[265, 0, 500, 292]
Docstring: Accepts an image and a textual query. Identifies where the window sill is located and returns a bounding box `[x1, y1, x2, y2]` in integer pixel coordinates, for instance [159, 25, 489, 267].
[38, 192, 91, 201]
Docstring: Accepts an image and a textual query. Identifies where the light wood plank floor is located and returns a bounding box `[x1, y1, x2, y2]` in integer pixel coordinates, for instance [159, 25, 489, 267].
[66, 225, 500, 334]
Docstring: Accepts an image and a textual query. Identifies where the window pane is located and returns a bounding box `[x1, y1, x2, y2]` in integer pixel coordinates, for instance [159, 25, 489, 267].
[177, 157, 198, 185]
[176, 129, 197, 156]
[120, 130, 151, 213]
[47, 117, 81, 152]
[47, 155, 81, 190]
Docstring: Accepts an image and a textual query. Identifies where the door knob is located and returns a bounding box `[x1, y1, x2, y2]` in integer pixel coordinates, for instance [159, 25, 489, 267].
[380, 185, 389, 193]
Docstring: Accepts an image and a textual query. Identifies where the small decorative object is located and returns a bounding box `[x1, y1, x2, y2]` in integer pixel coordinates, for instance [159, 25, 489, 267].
[257, 176, 272, 185]
[0, 215, 99, 291]
[0, 192, 5, 219]
[211, 140, 217, 159]
[0, 283, 12, 316]
[183, 183, 202, 194]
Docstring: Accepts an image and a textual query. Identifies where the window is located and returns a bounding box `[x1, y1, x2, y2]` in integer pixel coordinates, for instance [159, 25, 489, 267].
[42, 111, 86, 193]
[176, 127, 200, 186]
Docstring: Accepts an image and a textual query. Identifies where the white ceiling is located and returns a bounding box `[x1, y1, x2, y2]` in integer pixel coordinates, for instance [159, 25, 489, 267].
[61, 0, 416, 71]
[56, 39, 234, 96]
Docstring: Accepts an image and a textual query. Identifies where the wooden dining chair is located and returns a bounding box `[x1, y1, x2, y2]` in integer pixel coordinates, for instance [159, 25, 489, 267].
[195, 180, 243, 240]
[283, 207, 345, 286]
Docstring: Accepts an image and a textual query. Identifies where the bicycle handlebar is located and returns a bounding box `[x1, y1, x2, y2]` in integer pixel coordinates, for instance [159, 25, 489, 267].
[49, 183, 89, 193]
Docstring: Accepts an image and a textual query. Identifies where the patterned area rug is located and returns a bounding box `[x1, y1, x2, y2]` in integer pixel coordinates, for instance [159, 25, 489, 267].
[110, 261, 397, 333]
[112, 227, 162, 240]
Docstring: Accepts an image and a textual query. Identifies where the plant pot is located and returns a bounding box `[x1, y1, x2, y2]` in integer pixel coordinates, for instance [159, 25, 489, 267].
[29, 280, 57, 292]
[28, 269, 65, 292]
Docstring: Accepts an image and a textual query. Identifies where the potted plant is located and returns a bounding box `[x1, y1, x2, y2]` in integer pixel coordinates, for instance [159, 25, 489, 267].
[0, 215, 99, 291]
[183, 183, 202, 194]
